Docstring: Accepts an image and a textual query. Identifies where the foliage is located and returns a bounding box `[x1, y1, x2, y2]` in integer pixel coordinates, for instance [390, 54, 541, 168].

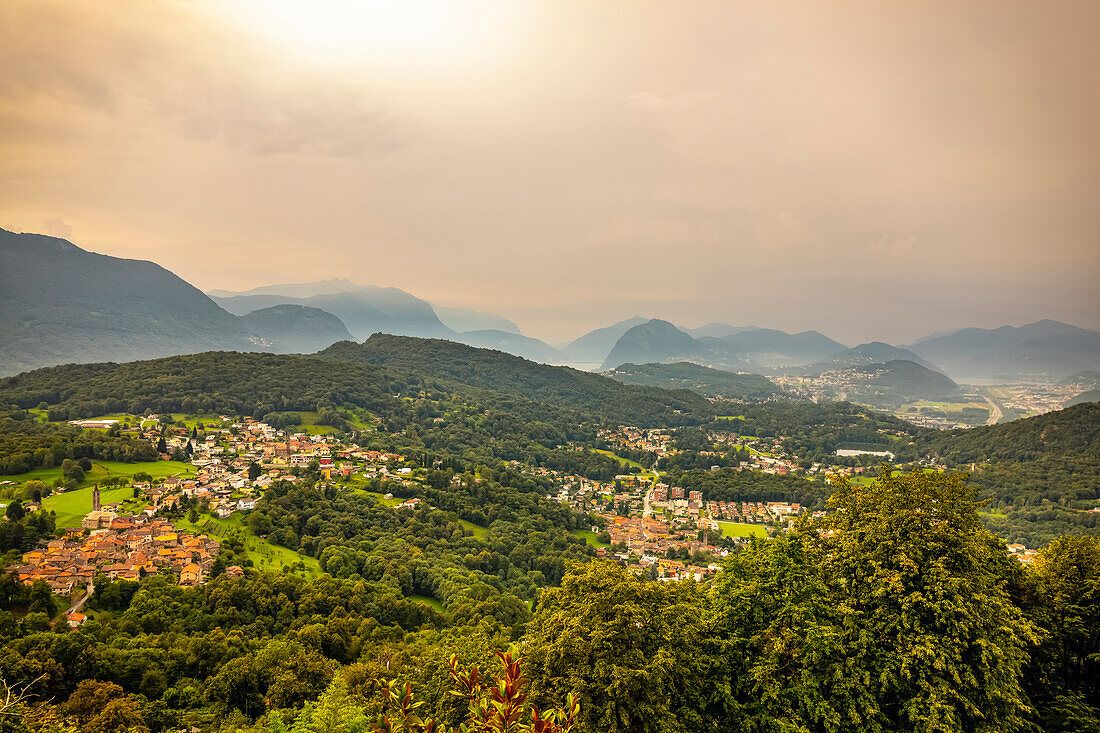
[523, 562, 711, 733]
[712, 468, 1038, 732]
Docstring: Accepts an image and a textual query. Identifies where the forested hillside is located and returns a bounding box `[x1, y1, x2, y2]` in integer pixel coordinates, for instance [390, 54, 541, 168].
[605, 362, 786, 400]
[319, 335, 712, 426]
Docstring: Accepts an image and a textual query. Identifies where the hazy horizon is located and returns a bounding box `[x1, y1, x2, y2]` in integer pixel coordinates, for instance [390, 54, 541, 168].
[3, 0, 1098, 344]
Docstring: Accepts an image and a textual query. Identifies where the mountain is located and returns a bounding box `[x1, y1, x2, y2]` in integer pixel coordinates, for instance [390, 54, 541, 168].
[908, 320, 1100, 379]
[605, 362, 786, 400]
[240, 304, 353, 353]
[833, 360, 963, 407]
[601, 319, 703, 370]
[212, 288, 456, 340]
[706, 329, 846, 369]
[455, 330, 562, 363]
[808, 342, 943, 373]
[432, 305, 521, 335]
[206, 278, 361, 298]
[318, 334, 710, 425]
[687, 323, 759, 339]
[0, 228, 259, 376]
[560, 316, 649, 365]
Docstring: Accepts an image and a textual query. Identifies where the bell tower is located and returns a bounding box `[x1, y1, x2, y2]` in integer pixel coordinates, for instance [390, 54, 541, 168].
[92, 484, 101, 512]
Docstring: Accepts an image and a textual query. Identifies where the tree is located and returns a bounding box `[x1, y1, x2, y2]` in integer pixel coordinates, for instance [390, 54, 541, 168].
[1026, 535, 1100, 732]
[712, 467, 1037, 732]
[524, 561, 710, 733]
[5, 501, 23, 522]
[249, 462, 263, 481]
[156, 437, 167, 454]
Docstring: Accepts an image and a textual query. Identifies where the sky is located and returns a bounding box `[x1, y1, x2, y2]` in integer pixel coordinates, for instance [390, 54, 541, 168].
[2, 0, 1098, 346]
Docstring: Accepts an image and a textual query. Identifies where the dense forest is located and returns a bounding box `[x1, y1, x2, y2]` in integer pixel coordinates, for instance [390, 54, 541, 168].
[318, 335, 713, 427]
[0, 470, 1096, 732]
[603, 361, 787, 400]
[0, 411, 157, 475]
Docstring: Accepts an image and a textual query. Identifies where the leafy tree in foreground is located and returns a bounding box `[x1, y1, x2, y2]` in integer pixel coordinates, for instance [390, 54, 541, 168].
[523, 561, 711, 733]
[713, 467, 1037, 732]
[1025, 535, 1100, 732]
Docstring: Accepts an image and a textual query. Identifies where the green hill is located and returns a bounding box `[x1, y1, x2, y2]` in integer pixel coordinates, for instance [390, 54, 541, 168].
[605, 362, 786, 400]
[838, 359, 963, 407]
[318, 334, 711, 426]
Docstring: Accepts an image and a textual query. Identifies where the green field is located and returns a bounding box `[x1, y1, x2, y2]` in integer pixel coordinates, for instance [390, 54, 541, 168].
[360, 490, 404, 507]
[41, 483, 148, 528]
[458, 519, 488, 539]
[573, 529, 610, 548]
[717, 521, 768, 538]
[176, 513, 321, 578]
[716, 415, 746, 421]
[0, 460, 195, 491]
[593, 449, 647, 471]
[407, 594, 444, 612]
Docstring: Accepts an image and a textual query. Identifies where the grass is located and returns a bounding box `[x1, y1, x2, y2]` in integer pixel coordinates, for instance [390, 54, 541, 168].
[593, 449, 647, 471]
[1, 460, 196, 491]
[458, 519, 488, 539]
[717, 521, 768, 539]
[573, 529, 610, 548]
[361, 490, 405, 507]
[716, 415, 746, 420]
[291, 409, 375, 435]
[42, 484, 145, 529]
[407, 594, 444, 613]
[176, 513, 321, 578]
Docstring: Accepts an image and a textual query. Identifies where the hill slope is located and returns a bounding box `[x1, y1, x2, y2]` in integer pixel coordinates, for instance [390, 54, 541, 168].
[318, 334, 711, 425]
[605, 362, 786, 400]
[240, 304, 353, 353]
[834, 359, 963, 407]
[0, 228, 259, 376]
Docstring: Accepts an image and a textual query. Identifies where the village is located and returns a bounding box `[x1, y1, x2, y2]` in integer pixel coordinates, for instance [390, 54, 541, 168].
[6, 411, 1043, 611]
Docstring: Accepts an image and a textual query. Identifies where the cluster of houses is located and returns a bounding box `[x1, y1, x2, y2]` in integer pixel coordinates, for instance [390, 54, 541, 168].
[1006, 543, 1039, 564]
[598, 426, 675, 457]
[9, 515, 220, 594]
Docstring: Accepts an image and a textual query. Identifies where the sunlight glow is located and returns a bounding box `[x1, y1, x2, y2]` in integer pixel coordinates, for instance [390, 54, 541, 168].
[218, 0, 501, 66]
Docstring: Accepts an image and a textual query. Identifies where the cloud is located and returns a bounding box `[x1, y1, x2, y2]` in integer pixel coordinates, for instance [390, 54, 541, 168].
[41, 217, 72, 239]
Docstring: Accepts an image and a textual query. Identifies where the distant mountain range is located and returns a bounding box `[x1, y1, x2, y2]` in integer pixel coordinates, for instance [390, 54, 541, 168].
[907, 320, 1100, 379]
[3, 227, 1097, 383]
[598, 318, 849, 372]
[240, 304, 353, 354]
[806, 342, 941, 374]
[559, 316, 649, 365]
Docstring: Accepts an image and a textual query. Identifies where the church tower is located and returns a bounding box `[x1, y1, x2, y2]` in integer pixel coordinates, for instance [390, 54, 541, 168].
[92, 484, 101, 512]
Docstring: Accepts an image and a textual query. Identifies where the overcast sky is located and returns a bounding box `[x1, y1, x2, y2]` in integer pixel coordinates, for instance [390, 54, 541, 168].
[2, 0, 1098, 345]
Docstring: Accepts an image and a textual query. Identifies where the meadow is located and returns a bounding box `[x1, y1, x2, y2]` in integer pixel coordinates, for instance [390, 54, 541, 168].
[717, 521, 768, 539]
[0, 460, 195, 489]
[175, 512, 321, 578]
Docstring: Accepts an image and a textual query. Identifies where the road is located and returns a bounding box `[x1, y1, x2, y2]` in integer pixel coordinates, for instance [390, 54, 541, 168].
[65, 582, 94, 616]
[980, 391, 1003, 425]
